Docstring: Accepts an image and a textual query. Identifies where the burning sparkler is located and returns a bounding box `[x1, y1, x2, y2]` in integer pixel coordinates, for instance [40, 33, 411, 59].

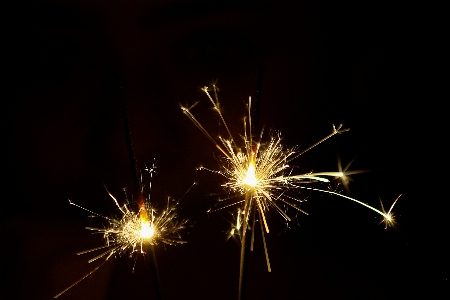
[181, 82, 400, 299]
[54, 167, 188, 298]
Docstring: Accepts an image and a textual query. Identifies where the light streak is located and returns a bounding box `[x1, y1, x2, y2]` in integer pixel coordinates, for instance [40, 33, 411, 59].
[181, 83, 400, 282]
[54, 168, 187, 298]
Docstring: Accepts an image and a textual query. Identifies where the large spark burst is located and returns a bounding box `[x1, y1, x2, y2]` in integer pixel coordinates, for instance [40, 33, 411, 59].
[54, 167, 187, 298]
[181, 83, 399, 299]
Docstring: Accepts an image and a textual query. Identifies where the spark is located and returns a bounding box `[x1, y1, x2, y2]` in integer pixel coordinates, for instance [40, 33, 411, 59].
[379, 193, 402, 229]
[54, 170, 187, 298]
[181, 83, 399, 260]
[226, 208, 243, 242]
[334, 153, 370, 195]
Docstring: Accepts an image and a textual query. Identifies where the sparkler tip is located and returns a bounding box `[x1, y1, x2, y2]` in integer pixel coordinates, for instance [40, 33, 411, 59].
[332, 124, 350, 134]
[379, 194, 402, 229]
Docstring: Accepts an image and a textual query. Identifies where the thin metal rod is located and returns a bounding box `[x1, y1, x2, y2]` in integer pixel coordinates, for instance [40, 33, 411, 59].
[118, 79, 163, 300]
[148, 245, 163, 300]
[118, 79, 140, 191]
[251, 66, 264, 139]
[238, 192, 253, 300]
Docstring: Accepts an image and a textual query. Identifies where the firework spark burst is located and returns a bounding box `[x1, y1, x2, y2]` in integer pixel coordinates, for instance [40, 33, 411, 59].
[181, 83, 400, 298]
[54, 167, 188, 298]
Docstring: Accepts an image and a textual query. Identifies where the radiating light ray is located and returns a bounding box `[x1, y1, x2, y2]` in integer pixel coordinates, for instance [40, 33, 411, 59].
[54, 169, 188, 298]
[335, 153, 371, 195]
[258, 208, 271, 272]
[53, 261, 108, 299]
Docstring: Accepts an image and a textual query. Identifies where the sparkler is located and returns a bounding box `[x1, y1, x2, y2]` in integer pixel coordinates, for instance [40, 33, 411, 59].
[181, 82, 400, 300]
[55, 80, 188, 298]
[54, 167, 188, 298]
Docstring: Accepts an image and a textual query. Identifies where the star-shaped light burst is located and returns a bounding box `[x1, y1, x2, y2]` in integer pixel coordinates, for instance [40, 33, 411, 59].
[181, 83, 399, 299]
[54, 167, 187, 298]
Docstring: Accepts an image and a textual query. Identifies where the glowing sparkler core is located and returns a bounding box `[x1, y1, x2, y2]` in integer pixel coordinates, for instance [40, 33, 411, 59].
[138, 196, 156, 239]
[243, 154, 257, 188]
[140, 220, 155, 239]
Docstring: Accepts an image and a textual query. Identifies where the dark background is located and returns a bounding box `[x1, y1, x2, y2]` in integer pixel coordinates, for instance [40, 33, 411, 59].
[1, 1, 446, 299]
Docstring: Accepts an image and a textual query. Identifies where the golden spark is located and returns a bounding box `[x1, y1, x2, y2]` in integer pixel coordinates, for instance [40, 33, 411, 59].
[181, 83, 400, 298]
[54, 169, 187, 298]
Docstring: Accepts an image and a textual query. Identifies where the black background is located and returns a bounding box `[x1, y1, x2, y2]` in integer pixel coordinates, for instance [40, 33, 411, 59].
[1, 1, 446, 299]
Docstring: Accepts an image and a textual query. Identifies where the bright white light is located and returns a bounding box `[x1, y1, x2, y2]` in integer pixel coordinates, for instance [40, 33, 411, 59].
[243, 162, 257, 187]
[140, 221, 155, 239]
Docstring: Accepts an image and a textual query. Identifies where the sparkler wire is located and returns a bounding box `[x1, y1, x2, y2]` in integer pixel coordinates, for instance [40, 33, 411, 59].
[119, 80, 163, 300]
[238, 190, 253, 300]
[119, 79, 140, 191]
[251, 66, 264, 136]
[149, 244, 163, 300]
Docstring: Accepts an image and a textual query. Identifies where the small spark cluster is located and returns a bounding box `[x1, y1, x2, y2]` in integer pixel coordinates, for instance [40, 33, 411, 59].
[54, 169, 187, 298]
[77, 190, 187, 263]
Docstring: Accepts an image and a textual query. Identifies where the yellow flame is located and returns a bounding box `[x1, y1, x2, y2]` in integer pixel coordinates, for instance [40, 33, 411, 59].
[243, 161, 257, 187]
[139, 205, 154, 239]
